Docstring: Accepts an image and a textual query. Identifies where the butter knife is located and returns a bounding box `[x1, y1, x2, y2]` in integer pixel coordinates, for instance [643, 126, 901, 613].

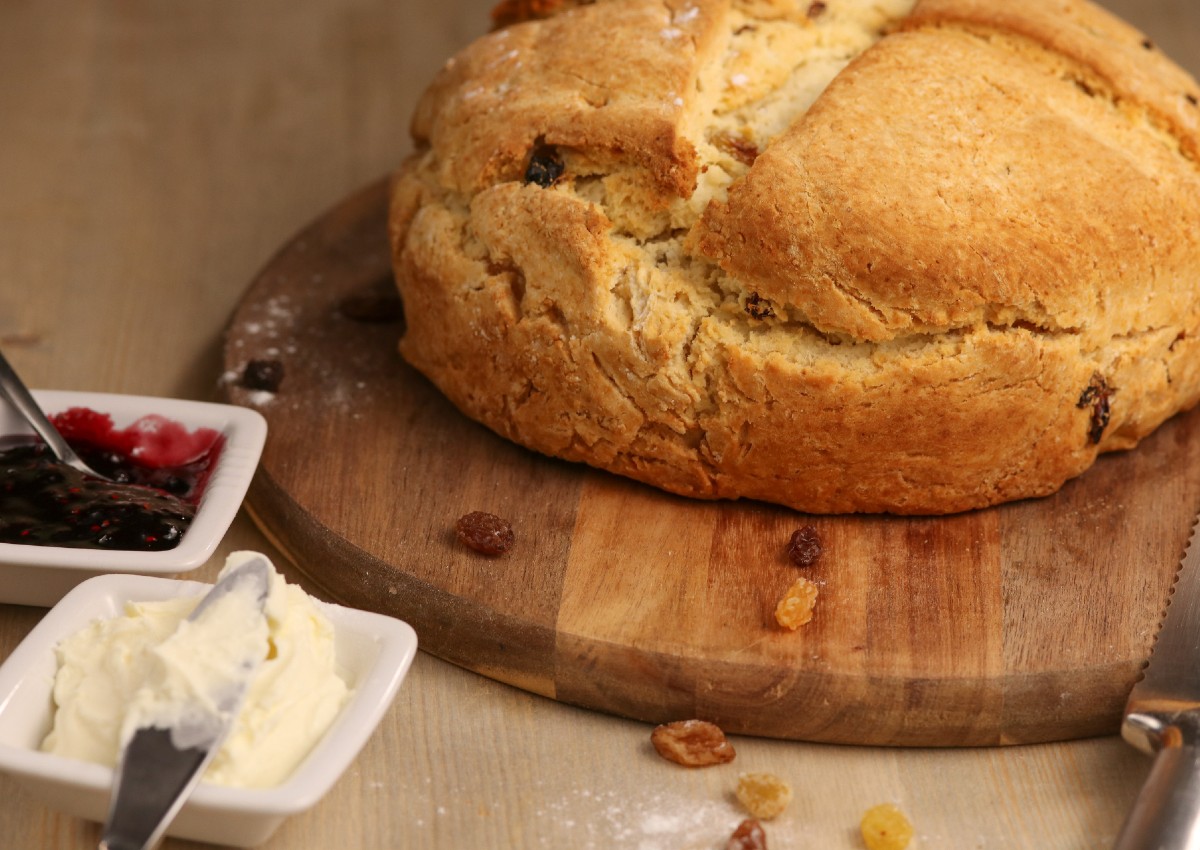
[97, 557, 271, 850]
[1114, 513, 1200, 849]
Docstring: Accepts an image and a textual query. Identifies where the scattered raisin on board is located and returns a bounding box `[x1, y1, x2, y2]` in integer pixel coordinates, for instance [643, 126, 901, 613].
[860, 803, 914, 850]
[726, 818, 768, 850]
[786, 526, 821, 567]
[775, 577, 819, 630]
[735, 773, 793, 820]
[650, 719, 736, 767]
[455, 511, 515, 556]
[524, 144, 565, 187]
[242, 359, 284, 392]
[807, 1, 828, 18]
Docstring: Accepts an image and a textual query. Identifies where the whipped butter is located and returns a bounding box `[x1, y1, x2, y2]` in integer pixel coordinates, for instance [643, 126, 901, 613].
[41, 552, 350, 788]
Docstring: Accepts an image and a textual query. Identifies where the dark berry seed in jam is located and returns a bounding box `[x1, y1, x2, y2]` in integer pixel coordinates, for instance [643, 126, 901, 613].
[787, 526, 822, 568]
[524, 144, 564, 188]
[455, 511, 515, 556]
[242, 359, 285, 392]
[0, 409, 223, 551]
[0, 443, 195, 550]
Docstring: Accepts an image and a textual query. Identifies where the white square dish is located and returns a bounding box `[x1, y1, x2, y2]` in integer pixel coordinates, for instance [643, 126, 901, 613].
[0, 390, 267, 606]
[0, 573, 418, 847]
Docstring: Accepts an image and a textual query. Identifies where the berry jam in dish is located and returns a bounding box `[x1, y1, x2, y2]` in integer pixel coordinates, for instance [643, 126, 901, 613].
[0, 408, 224, 551]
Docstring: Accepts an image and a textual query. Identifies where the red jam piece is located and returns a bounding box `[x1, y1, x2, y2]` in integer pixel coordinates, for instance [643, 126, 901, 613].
[50, 408, 222, 468]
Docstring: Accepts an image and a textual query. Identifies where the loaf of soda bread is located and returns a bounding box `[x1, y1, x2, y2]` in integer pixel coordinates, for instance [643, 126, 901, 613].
[389, 0, 1200, 514]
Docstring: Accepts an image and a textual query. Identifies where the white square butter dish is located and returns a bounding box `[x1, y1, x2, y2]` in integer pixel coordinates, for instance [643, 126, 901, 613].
[0, 573, 418, 847]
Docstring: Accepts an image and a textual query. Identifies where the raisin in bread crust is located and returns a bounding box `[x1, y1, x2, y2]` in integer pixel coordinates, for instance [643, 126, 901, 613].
[390, 0, 1200, 515]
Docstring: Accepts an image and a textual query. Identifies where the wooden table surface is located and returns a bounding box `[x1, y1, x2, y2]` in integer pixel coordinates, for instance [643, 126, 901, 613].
[1, 1, 1197, 848]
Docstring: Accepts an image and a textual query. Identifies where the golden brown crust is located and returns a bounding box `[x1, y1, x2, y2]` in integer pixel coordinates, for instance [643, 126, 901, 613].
[906, 0, 1200, 160]
[390, 0, 1200, 514]
[410, 0, 726, 199]
[694, 17, 1200, 344]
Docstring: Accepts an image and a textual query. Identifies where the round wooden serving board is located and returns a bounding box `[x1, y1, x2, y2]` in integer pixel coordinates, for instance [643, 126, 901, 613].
[223, 179, 1200, 747]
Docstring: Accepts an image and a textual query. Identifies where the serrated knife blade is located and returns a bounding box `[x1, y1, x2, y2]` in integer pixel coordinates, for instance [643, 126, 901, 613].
[1114, 512, 1200, 850]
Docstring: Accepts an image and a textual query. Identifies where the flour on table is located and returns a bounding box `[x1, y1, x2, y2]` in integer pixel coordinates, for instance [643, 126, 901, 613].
[534, 786, 741, 850]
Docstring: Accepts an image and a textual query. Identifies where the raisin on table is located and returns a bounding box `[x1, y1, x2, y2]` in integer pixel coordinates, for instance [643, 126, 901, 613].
[860, 803, 914, 850]
[725, 819, 768, 850]
[735, 772, 792, 820]
[650, 719, 736, 767]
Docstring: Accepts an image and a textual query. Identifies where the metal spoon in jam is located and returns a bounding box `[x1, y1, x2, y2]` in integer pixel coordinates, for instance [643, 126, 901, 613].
[0, 349, 112, 482]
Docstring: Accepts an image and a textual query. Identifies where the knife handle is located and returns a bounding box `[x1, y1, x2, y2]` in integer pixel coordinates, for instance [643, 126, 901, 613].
[1114, 744, 1200, 850]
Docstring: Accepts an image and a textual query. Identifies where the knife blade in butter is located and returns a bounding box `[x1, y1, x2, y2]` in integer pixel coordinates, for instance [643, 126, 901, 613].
[98, 556, 271, 850]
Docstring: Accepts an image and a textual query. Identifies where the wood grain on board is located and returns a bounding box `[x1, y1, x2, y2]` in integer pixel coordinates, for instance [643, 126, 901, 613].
[222, 178, 1200, 747]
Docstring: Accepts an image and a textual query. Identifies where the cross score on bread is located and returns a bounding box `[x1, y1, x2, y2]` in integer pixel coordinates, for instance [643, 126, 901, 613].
[389, 0, 1200, 515]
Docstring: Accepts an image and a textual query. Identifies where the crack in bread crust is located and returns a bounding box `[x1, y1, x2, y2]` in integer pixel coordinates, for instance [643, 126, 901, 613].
[390, 0, 1200, 514]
